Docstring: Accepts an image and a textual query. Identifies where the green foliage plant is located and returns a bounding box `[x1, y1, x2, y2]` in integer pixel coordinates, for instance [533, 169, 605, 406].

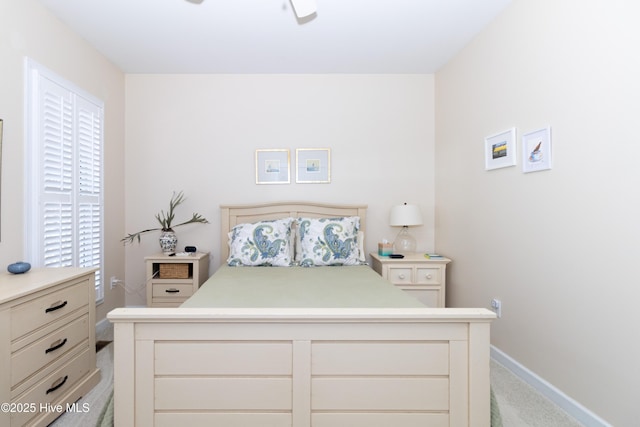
[121, 191, 208, 244]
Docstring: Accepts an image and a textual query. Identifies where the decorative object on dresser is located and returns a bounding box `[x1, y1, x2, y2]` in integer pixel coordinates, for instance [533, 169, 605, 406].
[145, 252, 210, 307]
[121, 191, 209, 255]
[0, 268, 101, 426]
[7, 261, 31, 274]
[389, 202, 423, 253]
[370, 252, 451, 307]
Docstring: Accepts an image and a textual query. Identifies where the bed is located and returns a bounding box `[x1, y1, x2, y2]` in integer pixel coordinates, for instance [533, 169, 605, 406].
[108, 201, 495, 427]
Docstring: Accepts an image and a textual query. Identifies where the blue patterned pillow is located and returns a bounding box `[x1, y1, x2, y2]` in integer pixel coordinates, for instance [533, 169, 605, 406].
[297, 216, 363, 267]
[227, 218, 294, 266]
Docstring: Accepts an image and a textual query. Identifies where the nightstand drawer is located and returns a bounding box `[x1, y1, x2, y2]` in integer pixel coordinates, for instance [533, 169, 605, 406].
[152, 283, 194, 298]
[387, 268, 413, 284]
[370, 253, 450, 308]
[415, 268, 441, 285]
[403, 289, 440, 308]
[146, 252, 210, 307]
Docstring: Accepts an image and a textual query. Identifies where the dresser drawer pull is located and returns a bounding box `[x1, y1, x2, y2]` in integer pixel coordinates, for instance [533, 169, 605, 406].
[45, 300, 68, 313]
[165, 288, 180, 294]
[425, 274, 433, 279]
[398, 274, 406, 280]
[46, 375, 68, 394]
[45, 338, 68, 354]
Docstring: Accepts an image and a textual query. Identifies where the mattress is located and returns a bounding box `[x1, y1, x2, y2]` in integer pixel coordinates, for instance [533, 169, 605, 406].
[181, 265, 425, 308]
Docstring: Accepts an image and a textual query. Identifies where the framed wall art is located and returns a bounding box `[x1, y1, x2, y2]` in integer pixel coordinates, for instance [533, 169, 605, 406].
[255, 149, 290, 184]
[484, 128, 517, 170]
[522, 127, 552, 173]
[296, 148, 331, 183]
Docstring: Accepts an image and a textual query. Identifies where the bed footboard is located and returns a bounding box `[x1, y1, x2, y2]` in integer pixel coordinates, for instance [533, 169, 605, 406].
[108, 307, 494, 427]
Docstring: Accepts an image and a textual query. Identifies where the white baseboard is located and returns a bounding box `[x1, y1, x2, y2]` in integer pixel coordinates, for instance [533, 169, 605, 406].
[95, 317, 111, 337]
[491, 345, 611, 427]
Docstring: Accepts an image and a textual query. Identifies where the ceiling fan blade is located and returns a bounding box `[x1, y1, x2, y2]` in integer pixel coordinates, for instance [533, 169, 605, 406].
[290, 0, 317, 18]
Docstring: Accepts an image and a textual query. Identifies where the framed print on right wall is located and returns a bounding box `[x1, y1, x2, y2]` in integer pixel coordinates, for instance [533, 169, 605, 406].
[522, 127, 552, 173]
[484, 128, 517, 170]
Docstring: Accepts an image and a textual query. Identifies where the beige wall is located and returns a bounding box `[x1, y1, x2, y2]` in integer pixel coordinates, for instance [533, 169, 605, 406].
[0, 0, 126, 322]
[435, 0, 639, 425]
[123, 74, 436, 305]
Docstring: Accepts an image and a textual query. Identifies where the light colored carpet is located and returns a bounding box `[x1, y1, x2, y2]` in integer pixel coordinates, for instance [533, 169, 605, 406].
[48, 330, 114, 427]
[491, 359, 584, 427]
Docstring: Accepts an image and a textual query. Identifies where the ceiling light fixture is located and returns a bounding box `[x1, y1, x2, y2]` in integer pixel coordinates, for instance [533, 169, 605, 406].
[290, 0, 317, 18]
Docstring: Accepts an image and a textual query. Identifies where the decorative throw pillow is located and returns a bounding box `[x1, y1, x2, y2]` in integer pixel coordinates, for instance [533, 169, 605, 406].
[297, 216, 363, 266]
[227, 218, 294, 266]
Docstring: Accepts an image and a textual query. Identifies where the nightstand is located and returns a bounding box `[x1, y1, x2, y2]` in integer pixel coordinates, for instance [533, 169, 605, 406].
[145, 252, 210, 307]
[370, 252, 451, 307]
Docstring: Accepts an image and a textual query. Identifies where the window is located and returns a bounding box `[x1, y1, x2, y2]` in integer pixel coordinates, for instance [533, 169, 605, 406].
[25, 59, 105, 302]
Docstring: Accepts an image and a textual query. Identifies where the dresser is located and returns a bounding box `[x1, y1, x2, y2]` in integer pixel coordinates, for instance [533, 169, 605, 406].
[0, 268, 100, 426]
[370, 252, 451, 307]
[146, 252, 210, 307]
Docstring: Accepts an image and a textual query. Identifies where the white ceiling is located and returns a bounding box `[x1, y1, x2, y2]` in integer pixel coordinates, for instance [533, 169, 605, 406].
[36, 0, 512, 74]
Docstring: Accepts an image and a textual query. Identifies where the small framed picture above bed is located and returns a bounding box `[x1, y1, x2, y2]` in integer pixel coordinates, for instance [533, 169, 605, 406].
[255, 149, 290, 184]
[296, 148, 331, 183]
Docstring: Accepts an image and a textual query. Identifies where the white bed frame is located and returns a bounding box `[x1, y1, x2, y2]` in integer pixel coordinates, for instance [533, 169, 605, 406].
[109, 202, 495, 427]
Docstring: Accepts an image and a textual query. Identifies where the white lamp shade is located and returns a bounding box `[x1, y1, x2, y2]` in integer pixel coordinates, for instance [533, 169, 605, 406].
[389, 204, 423, 227]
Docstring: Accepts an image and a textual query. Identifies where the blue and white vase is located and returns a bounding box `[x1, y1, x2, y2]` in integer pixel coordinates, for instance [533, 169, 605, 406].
[159, 229, 177, 255]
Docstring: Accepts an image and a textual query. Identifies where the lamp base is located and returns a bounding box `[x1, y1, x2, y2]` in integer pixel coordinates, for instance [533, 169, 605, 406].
[393, 226, 417, 253]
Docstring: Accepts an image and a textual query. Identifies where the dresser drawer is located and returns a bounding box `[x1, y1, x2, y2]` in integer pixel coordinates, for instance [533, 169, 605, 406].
[387, 267, 413, 285]
[152, 283, 194, 298]
[415, 267, 441, 285]
[403, 289, 441, 308]
[11, 279, 89, 341]
[11, 348, 91, 427]
[11, 314, 89, 388]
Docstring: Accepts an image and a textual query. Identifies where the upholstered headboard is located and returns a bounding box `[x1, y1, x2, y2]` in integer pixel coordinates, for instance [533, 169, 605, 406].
[219, 201, 367, 261]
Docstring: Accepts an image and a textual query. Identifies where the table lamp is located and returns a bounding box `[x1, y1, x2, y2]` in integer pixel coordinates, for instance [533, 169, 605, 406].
[389, 203, 422, 253]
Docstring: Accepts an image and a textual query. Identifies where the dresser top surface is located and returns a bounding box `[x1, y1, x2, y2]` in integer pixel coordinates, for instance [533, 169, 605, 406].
[0, 267, 96, 305]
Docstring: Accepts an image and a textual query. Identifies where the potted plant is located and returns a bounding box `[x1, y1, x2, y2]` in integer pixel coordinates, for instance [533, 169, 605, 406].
[121, 191, 209, 254]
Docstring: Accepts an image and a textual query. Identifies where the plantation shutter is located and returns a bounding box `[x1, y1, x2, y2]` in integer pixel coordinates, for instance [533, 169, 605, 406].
[26, 59, 104, 302]
[76, 96, 103, 295]
[40, 76, 75, 268]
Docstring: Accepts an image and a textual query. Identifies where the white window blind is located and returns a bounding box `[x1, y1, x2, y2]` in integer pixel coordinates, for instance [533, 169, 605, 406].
[26, 59, 104, 302]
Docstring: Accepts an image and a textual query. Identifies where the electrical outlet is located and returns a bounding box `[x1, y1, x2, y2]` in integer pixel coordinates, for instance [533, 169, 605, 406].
[491, 298, 502, 318]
